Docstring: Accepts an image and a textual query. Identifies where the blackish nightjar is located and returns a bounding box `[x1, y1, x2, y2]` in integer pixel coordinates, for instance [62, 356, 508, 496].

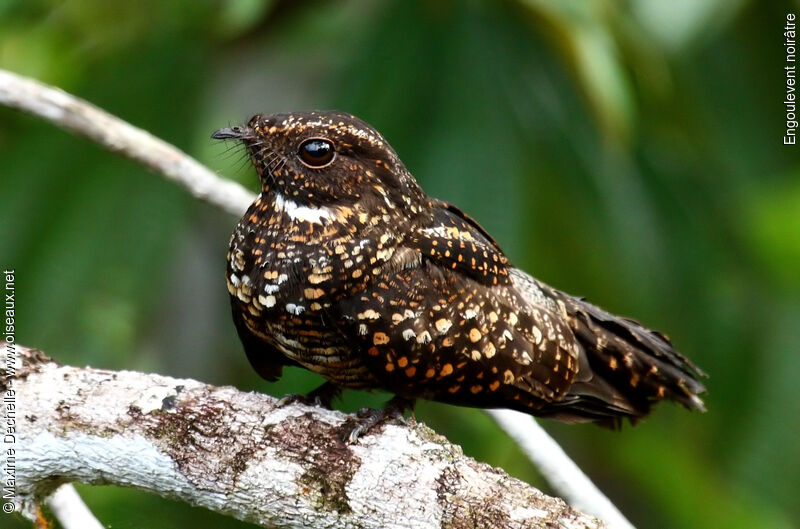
[214, 111, 706, 438]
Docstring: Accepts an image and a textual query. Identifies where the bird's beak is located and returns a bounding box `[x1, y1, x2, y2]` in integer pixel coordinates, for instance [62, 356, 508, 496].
[211, 126, 246, 140]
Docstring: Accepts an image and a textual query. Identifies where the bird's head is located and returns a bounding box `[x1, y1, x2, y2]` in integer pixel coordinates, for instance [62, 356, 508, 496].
[213, 111, 425, 211]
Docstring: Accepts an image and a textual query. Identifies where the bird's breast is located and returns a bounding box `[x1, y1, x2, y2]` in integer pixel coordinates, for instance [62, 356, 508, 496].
[226, 198, 406, 387]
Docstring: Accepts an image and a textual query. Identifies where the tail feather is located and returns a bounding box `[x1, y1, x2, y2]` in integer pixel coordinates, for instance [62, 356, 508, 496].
[544, 286, 707, 424]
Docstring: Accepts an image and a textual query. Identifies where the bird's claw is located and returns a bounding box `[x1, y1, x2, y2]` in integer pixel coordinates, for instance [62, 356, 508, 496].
[343, 397, 414, 443]
[276, 382, 341, 410]
[275, 393, 323, 408]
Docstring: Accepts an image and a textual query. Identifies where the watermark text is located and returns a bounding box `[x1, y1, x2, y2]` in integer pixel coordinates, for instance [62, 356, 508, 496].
[2, 269, 16, 514]
[785, 13, 797, 145]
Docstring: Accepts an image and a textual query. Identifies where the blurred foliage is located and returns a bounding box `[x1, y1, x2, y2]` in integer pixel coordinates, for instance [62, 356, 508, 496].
[1, 0, 799, 528]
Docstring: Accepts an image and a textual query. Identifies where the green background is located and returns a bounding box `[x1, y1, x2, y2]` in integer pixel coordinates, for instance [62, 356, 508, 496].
[1, 1, 799, 528]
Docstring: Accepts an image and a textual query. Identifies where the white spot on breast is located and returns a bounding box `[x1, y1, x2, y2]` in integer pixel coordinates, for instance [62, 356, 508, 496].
[357, 309, 380, 320]
[286, 303, 305, 315]
[264, 284, 280, 294]
[229, 274, 241, 287]
[230, 249, 245, 271]
[402, 329, 416, 341]
[309, 255, 330, 269]
[258, 295, 277, 308]
[274, 193, 336, 224]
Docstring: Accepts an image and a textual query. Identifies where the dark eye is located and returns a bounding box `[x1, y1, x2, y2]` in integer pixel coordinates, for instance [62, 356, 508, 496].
[298, 138, 335, 168]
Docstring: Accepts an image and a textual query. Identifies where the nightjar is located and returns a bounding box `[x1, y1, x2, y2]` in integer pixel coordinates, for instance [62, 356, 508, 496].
[214, 111, 706, 437]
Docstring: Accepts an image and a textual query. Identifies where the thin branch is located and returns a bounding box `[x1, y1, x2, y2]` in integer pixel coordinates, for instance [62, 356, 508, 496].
[0, 67, 630, 527]
[3, 343, 602, 529]
[0, 69, 253, 217]
[487, 410, 634, 529]
[45, 485, 104, 529]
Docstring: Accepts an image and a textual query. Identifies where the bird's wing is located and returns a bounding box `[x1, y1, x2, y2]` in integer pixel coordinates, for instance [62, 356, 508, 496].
[332, 202, 584, 410]
[408, 201, 513, 287]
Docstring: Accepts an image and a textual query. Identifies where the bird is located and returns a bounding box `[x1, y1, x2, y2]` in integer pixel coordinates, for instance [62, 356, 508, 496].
[213, 111, 706, 440]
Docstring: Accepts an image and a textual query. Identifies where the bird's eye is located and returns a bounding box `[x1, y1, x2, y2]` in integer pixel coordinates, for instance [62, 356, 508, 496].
[298, 138, 335, 168]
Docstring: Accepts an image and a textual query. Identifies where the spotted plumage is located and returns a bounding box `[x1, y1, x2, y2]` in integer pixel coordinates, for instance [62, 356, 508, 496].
[214, 111, 706, 431]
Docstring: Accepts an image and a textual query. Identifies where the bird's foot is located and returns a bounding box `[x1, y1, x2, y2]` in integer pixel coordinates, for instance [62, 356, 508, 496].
[276, 382, 341, 410]
[344, 396, 415, 443]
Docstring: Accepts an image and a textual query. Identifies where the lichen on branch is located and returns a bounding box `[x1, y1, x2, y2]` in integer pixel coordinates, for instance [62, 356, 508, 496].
[3, 343, 603, 529]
